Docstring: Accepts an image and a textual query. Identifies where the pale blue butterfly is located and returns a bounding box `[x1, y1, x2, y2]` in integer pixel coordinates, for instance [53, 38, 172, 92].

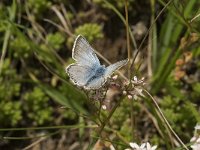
[66, 35, 128, 90]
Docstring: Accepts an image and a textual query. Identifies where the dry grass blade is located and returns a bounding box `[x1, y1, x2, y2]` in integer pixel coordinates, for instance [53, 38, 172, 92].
[51, 5, 73, 37]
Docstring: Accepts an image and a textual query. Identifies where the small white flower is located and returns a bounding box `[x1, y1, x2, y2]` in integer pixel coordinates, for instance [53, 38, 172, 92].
[130, 142, 140, 149]
[127, 95, 133, 100]
[110, 144, 116, 150]
[195, 124, 200, 130]
[140, 143, 146, 149]
[112, 75, 118, 80]
[102, 105, 107, 110]
[190, 124, 200, 150]
[134, 87, 144, 97]
[190, 136, 200, 150]
[131, 76, 145, 85]
[123, 90, 127, 95]
[146, 142, 157, 150]
[133, 95, 138, 100]
[134, 76, 138, 81]
[126, 142, 157, 150]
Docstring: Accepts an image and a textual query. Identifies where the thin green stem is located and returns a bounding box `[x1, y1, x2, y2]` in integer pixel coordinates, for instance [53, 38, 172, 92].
[125, 0, 131, 79]
[0, 0, 16, 75]
[2, 130, 60, 140]
[130, 0, 173, 73]
[97, 96, 125, 136]
[124, 0, 135, 141]
[103, 0, 137, 51]
[143, 89, 189, 150]
[0, 125, 98, 132]
[0, 30, 11, 75]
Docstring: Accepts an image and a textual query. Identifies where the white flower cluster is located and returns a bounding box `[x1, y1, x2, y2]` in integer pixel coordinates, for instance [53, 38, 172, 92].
[125, 142, 157, 150]
[190, 137, 200, 150]
[123, 76, 145, 100]
[190, 124, 200, 150]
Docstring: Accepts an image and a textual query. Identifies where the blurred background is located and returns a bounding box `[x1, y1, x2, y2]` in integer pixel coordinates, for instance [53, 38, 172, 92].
[0, 0, 200, 149]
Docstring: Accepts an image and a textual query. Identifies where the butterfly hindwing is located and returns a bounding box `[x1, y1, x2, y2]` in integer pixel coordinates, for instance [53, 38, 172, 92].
[84, 59, 128, 89]
[66, 64, 95, 86]
[84, 76, 106, 90]
[104, 59, 128, 78]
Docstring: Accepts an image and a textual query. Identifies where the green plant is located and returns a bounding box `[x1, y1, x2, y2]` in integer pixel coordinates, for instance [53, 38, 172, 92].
[27, 0, 52, 15]
[23, 87, 53, 125]
[45, 32, 65, 50]
[0, 59, 22, 126]
[74, 23, 103, 42]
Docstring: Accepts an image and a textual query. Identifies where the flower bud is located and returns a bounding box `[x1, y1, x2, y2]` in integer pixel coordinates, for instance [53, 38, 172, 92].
[127, 95, 133, 99]
[123, 91, 127, 95]
[112, 75, 118, 80]
[102, 105, 107, 110]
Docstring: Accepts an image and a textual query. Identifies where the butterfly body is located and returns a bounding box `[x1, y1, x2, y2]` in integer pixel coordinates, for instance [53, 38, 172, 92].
[66, 35, 128, 90]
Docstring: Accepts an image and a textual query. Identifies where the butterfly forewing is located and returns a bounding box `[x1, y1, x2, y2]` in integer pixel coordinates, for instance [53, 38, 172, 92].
[72, 35, 100, 67]
[104, 59, 128, 78]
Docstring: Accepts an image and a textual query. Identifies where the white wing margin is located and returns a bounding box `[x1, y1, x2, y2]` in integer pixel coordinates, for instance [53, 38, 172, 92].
[72, 35, 100, 66]
[104, 59, 128, 78]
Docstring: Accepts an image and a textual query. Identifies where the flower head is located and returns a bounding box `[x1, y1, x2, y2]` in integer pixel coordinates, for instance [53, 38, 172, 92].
[190, 124, 200, 150]
[112, 75, 118, 80]
[128, 95, 133, 100]
[190, 136, 200, 150]
[195, 124, 200, 130]
[123, 76, 145, 100]
[125, 142, 157, 150]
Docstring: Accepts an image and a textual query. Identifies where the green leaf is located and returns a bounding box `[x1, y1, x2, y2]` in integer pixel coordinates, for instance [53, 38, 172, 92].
[39, 84, 89, 116]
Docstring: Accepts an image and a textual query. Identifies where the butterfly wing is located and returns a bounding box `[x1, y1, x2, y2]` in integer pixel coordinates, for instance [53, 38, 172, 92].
[66, 64, 95, 87]
[72, 35, 100, 67]
[84, 59, 128, 90]
[67, 35, 128, 90]
[104, 59, 128, 78]
[84, 76, 106, 90]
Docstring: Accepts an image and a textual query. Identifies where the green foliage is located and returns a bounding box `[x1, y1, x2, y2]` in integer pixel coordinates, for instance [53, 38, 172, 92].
[23, 87, 53, 125]
[0, 59, 22, 126]
[151, 0, 199, 94]
[74, 23, 103, 42]
[0, 101, 22, 126]
[10, 36, 31, 58]
[111, 99, 135, 142]
[62, 109, 77, 120]
[111, 99, 131, 129]
[27, 0, 52, 15]
[93, 0, 135, 10]
[46, 32, 65, 50]
[160, 95, 196, 140]
[192, 83, 200, 100]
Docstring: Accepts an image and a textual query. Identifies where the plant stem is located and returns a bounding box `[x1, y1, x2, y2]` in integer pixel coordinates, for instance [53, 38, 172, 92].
[125, 0, 131, 79]
[97, 96, 124, 136]
[143, 89, 189, 150]
[0, 30, 11, 75]
[124, 0, 135, 141]
[130, 0, 173, 73]
[0, 0, 16, 75]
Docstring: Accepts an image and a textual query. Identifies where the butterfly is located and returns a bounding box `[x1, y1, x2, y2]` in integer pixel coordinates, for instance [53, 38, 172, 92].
[66, 35, 128, 90]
